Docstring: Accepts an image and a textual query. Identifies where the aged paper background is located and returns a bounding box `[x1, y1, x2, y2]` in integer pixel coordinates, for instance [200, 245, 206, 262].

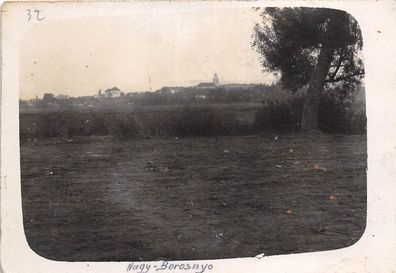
[2, 1, 396, 273]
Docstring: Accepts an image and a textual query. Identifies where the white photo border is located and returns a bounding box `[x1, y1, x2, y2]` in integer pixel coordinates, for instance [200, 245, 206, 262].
[2, 1, 396, 272]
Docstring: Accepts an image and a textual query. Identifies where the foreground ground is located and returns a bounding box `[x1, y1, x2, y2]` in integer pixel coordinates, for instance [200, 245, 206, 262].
[20, 134, 366, 261]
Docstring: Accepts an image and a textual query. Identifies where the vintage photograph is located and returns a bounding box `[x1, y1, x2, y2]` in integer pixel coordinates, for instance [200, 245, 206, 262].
[19, 6, 367, 261]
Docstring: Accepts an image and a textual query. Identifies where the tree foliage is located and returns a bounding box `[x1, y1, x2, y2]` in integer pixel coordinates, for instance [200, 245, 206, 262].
[252, 8, 364, 131]
[252, 8, 364, 95]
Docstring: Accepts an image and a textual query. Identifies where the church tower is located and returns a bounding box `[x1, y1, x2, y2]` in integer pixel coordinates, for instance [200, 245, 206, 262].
[213, 73, 219, 86]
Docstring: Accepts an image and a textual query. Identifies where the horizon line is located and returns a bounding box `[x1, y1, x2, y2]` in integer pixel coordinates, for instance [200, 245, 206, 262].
[21, 80, 279, 100]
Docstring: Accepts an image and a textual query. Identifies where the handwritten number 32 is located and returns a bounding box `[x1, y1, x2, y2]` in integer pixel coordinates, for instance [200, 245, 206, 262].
[27, 9, 45, 21]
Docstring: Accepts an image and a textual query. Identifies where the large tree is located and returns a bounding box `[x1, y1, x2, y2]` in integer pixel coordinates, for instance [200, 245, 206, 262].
[252, 8, 364, 132]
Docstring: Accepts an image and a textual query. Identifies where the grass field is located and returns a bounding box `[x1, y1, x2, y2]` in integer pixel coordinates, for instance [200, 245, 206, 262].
[21, 133, 366, 261]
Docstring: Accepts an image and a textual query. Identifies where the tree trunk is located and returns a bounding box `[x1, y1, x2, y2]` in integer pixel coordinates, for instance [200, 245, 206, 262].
[300, 44, 335, 132]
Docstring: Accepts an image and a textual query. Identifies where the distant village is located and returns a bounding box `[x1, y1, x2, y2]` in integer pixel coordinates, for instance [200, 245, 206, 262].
[20, 74, 292, 111]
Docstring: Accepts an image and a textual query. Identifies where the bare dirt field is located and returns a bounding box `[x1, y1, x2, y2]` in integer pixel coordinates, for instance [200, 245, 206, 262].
[20, 134, 366, 261]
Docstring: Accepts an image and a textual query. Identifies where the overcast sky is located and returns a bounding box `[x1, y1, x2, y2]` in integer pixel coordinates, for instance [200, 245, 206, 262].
[20, 7, 276, 99]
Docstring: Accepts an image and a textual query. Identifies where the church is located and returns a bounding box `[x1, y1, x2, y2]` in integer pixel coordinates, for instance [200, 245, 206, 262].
[195, 73, 219, 89]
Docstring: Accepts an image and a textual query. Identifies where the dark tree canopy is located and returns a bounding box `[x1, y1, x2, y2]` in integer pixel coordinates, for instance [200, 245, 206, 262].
[253, 8, 364, 91]
[252, 8, 364, 131]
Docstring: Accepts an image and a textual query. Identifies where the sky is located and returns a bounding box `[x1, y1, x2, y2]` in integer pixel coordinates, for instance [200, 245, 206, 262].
[20, 6, 276, 99]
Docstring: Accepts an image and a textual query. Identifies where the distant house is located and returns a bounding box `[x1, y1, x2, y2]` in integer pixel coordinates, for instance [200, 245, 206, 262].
[196, 73, 219, 89]
[221, 83, 256, 90]
[104, 87, 121, 98]
[196, 82, 216, 89]
[56, 94, 70, 99]
[169, 87, 183, 94]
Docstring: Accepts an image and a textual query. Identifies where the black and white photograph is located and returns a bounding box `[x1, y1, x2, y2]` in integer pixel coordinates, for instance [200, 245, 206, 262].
[16, 5, 369, 262]
[4, 0, 396, 271]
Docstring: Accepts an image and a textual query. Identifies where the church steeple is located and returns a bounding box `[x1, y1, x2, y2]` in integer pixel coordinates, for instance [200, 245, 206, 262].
[213, 73, 219, 86]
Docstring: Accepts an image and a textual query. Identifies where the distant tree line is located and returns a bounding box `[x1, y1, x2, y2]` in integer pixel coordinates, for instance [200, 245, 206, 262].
[20, 93, 366, 143]
[20, 83, 291, 111]
[20, 80, 366, 138]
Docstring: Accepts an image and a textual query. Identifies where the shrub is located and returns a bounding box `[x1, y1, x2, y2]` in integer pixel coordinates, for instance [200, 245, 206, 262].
[107, 114, 139, 139]
[253, 103, 297, 133]
[35, 113, 71, 138]
[172, 107, 248, 137]
[253, 94, 366, 135]
[135, 111, 176, 137]
[318, 95, 366, 134]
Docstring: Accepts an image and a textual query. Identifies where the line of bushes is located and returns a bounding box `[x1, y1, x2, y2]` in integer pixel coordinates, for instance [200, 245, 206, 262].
[20, 98, 366, 141]
[252, 95, 366, 134]
[19, 107, 252, 141]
